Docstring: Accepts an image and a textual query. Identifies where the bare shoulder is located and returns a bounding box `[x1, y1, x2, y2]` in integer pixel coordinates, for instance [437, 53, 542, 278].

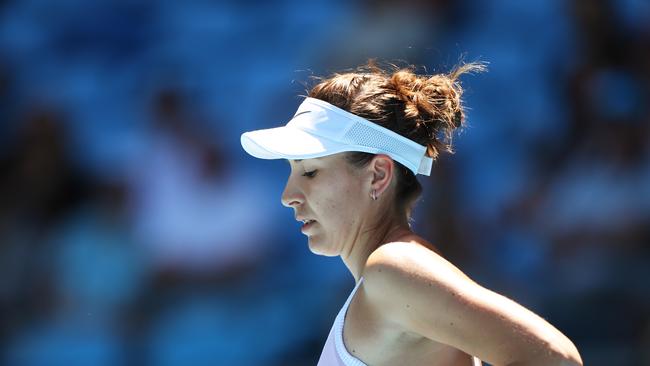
[362, 240, 473, 299]
[361, 241, 583, 366]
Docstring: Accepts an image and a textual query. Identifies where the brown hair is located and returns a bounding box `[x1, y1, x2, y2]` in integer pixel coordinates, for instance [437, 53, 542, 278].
[308, 60, 484, 217]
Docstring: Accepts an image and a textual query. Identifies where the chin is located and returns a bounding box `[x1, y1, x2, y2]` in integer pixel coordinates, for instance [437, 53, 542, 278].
[307, 238, 339, 257]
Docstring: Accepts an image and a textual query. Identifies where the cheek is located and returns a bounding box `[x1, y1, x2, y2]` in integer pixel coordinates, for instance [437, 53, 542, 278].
[323, 184, 363, 224]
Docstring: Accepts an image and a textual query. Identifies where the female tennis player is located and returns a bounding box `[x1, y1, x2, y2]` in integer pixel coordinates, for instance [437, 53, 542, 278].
[241, 62, 582, 366]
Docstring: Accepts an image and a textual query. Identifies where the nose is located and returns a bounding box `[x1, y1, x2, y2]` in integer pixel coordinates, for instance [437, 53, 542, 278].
[281, 175, 304, 208]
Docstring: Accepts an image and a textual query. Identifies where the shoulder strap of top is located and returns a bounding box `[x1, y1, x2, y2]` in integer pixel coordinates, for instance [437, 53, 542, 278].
[334, 277, 368, 366]
[340, 277, 364, 312]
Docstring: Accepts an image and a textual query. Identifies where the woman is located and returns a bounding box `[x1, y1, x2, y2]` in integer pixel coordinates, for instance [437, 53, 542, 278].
[241, 62, 583, 366]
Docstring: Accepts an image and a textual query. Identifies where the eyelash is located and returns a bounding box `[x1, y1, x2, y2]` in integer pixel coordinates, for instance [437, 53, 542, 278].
[302, 170, 318, 178]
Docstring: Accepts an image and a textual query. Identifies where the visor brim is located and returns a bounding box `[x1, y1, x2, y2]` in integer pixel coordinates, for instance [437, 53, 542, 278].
[241, 126, 347, 160]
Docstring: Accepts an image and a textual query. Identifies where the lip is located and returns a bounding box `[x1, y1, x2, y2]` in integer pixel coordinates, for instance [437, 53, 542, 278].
[300, 219, 317, 233]
[295, 216, 314, 223]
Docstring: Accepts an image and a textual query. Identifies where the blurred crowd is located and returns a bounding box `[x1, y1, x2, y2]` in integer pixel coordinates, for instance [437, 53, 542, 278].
[0, 0, 648, 365]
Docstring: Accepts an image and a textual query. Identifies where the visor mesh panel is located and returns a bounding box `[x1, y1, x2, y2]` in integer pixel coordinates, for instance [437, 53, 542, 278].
[342, 122, 416, 160]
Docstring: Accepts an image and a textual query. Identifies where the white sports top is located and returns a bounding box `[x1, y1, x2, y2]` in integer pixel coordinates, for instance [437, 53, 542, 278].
[317, 278, 483, 366]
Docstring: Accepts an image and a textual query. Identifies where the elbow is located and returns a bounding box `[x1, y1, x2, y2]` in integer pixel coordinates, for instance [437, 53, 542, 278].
[507, 343, 583, 366]
[506, 357, 582, 366]
[549, 348, 584, 366]
[564, 361, 583, 366]
[558, 352, 583, 366]
[557, 340, 583, 366]
[540, 343, 583, 366]
[540, 333, 583, 366]
[550, 358, 582, 366]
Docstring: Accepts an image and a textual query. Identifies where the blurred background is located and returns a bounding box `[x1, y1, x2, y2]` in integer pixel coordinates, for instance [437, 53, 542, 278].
[0, 0, 648, 365]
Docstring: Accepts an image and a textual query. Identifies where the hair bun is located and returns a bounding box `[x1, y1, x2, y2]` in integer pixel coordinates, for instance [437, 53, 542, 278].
[389, 62, 486, 159]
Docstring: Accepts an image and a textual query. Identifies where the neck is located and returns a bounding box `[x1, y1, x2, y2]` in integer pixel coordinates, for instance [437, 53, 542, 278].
[340, 213, 412, 283]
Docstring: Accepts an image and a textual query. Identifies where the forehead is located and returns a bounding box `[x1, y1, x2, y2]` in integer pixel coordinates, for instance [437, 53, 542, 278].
[287, 153, 353, 169]
[288, 154, 336, 164]
[291, 154, 366, 180]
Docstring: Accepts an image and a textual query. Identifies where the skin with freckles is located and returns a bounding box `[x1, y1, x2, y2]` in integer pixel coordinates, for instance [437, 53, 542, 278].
[281, 152, 583, 366]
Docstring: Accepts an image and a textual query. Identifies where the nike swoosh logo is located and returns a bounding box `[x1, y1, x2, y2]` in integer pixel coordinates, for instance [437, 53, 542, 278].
[292, 110, 312, 119]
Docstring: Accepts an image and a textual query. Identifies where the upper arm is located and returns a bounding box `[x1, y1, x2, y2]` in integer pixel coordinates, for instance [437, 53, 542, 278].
[363, 243, 582, 366]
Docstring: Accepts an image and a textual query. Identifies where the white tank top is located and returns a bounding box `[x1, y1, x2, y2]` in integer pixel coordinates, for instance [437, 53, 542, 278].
[316, 278, 483, 366]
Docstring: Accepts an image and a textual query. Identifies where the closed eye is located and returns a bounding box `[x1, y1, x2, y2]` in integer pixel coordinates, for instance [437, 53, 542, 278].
[302, 170, 318, 178]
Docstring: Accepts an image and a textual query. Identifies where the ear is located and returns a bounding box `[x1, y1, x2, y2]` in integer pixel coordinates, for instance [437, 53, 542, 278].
[369, 154, 395, 198]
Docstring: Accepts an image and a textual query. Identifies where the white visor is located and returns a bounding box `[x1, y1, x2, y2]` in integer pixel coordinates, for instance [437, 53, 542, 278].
[240, 97, 433, 176]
